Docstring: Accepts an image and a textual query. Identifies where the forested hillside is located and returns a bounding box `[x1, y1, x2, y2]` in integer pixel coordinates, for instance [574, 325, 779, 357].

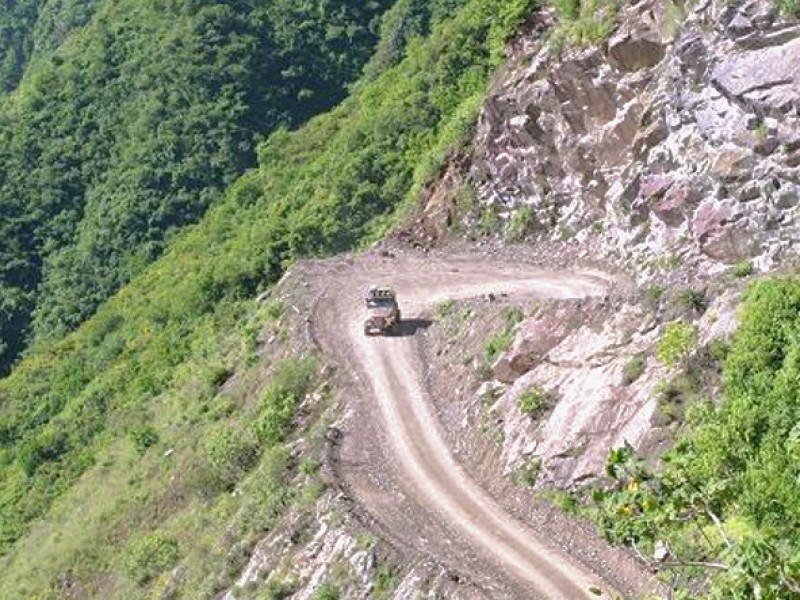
[0, 0, 395, 376]
[0, 0, 535, 596]
[0, 0, 99, 93]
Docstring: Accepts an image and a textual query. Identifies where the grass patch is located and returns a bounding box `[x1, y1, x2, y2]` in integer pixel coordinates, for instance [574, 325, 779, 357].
[677, 288, 708, 314]
[505, 206, 536, 242]
[435, 300, 473, 337]
[656, 321, 697, 368]
[372, 565, 399, 598]
[312, 583, 341, 600]
[622, 354, 646, 385]
[518, 387, 549, 419]
[514, 458, 542, 487]
[482, 305, 526, 365]
[732, 261, 754, 279]
[550, 0, 619, 50]
[776, 0, 800, 16]
[483, 329, 516, 364]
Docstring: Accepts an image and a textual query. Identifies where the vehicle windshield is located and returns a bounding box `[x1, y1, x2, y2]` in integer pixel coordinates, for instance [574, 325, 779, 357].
[367, 297, 394, 308]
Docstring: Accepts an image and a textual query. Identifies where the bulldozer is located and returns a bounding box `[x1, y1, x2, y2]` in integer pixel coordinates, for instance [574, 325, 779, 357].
[363, 286, 401, 336]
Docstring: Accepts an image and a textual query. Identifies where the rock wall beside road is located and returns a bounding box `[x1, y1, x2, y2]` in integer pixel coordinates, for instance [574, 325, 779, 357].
[471, 0, 800, 275]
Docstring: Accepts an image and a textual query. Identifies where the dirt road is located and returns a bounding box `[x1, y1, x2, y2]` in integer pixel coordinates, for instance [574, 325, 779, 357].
[309, 253, 636, 599]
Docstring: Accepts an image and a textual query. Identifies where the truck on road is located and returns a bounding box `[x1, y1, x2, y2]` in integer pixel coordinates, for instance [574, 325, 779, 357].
[364, 286, 401, 335]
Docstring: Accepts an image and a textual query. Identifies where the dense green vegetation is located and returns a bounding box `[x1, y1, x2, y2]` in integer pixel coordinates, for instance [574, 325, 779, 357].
[0, 0, 395, 376]
[0, 0, 536, 596]
[549, 0, 619, 49]
[0, 0, 100, 93]
[594, 279, 800, 599]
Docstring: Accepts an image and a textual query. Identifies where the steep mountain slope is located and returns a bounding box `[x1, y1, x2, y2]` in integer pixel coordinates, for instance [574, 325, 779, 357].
[4, 0, 799, 597]
[0, 0, 394, 376]
[0, 0, 99, 94]
[0, 1, 536, 597]
[397, 0, 800, 596]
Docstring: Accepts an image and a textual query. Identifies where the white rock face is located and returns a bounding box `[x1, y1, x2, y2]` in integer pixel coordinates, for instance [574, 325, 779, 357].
[471, 0, 800, 277]
[485, 293, 741, 488]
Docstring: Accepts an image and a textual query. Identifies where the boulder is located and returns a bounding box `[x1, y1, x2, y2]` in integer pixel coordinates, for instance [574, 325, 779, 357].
[691, 198, 738, 239]
[654, 182, 700, 226]
[607, 0, 675, 71]
[709, 148, 757, 182]
[700, 223, 761, 262]
[723, 0, 777, 38]
[712, 38, 800, 115]
[492, 306, 585, 383]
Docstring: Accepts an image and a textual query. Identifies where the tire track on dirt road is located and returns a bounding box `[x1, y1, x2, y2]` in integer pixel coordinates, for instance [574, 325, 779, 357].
[312, 254, 630, 599]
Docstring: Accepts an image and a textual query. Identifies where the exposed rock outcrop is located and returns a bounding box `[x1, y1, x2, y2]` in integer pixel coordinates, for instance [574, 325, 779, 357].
[470, 0, 800, 273]
[455, 0, 800, 487]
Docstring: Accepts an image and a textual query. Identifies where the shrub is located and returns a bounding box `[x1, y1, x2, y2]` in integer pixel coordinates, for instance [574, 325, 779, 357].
[123, 532, 180, 584]
[549, 0, 619, 49]
[130, 426, 159, 453]
[312, 583, 341, 600]
[259, 579, 294, 600]
[505, 206, 536, 241]
[707, 338, 731, 362]
[477, 205, 501, 235]
[255, 356, 317, 445]
[518, 387, 548, 418]
[552, 0, 580, 20]
[373, 565, 399, 598]
[647, 285, 665, 305]
[483, 330, 515, 364]
[622, 355, 646, 385]
[678, 289, 707, 313]
[776, 0, 800, 17]
[515, 458, 542, 487]
[435, 300, 455, 319]
[654, 371, 700, 425]
[656, 321, 696, 368]
[502, 305, 525, 326]
[732, 261, 754, 279]
[203, 426, 260, 489]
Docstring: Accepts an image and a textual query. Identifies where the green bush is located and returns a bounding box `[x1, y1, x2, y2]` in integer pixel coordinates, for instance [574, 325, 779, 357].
[622, 354, 646, 385]
[515, 458, 542, 487]
[656, 321, 696, 368]
[678, 289, 708, 313]
[502, 305, 525, 326]
[647, 285, 665, 305]
[123, 532, 180, 584]
[312, 583, 341, 600]
[505, 206, 536, 241]
[549, 0, 618, 49]
[552, 0, 580, 20]
[435, 299, 455, 319]
[518, 387, 548, 418]
[130, 426, 159, 453]
[484, 330, 515, 364]
[732, 261, 755, 279]
[255, 357, 317, 446]
[373, 565, 399, 598]
[203, 426, 260, 489]
[776, 0, 800, 15]
[593, 278, 800, 598]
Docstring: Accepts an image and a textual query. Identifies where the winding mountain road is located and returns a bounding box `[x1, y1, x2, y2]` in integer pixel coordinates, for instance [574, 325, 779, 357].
[311, 253, 631, 599]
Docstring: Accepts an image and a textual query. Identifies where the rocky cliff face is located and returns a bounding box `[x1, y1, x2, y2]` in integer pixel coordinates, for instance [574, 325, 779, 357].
[472, 0, 799, 274]
[444, 0, 800, 488]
